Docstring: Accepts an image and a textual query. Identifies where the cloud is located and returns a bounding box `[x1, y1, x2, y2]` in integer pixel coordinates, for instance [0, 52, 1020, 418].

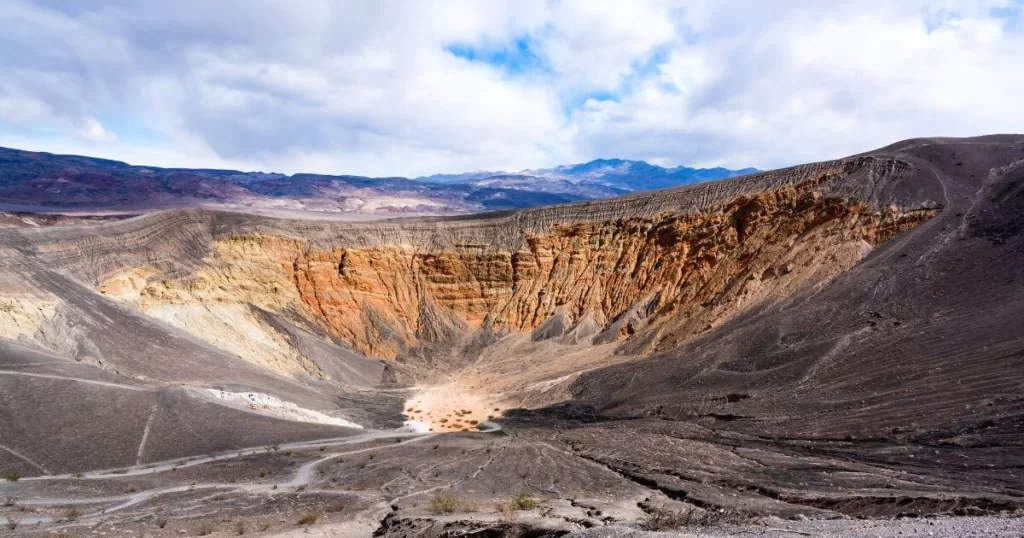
[0, 0, 1021, 175]
[72, 117, 116, 143]
[569, 0, 1024, 169]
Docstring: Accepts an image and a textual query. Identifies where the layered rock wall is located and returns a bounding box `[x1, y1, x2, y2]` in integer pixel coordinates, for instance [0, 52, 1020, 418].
[0, 155, 939, 370]
[99, 173, 935, 360]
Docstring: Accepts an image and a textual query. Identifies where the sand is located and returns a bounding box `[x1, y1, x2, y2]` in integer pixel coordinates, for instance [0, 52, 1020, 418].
[402, 382, 510, 432]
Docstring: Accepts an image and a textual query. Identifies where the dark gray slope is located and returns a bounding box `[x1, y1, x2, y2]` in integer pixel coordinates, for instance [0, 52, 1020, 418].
[0, 340, 369, 475]
[572, 135, 1024, 438]
[539, 135, 1024, 517]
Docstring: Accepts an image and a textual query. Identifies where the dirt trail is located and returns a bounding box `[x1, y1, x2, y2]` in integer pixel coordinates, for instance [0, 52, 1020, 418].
[4, 428, 440, 526]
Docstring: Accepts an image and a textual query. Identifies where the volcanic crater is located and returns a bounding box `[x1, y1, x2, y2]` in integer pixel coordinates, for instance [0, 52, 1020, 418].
[1, 136, 1023, 536]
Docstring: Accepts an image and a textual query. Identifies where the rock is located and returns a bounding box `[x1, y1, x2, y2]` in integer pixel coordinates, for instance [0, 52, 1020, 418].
[83, 164, 934, 369]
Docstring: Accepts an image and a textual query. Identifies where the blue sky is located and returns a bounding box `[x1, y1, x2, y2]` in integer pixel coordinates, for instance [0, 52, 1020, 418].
[1, 0, 1022, 177]
[446, 37, 549, 76]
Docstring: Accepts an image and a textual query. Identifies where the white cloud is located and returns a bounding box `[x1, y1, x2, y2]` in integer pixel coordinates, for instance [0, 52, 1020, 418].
[570, 0, 1024, 169]
[537, 1, 678, 92]
[0, 0, 1021, 175]
[72, 117, 116, 143]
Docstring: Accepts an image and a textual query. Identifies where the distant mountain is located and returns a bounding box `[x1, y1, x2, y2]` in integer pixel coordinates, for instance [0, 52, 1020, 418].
[528, 158, 759, 191]
[418, 158, 758, 197]
[0, 147, 755, 216]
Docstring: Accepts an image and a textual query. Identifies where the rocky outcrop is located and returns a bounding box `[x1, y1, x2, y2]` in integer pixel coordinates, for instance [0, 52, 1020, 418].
[0, 294, 58, 342]
[88, 167, 935, 363]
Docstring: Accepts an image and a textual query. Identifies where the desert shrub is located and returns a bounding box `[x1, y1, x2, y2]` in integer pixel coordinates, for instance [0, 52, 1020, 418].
[2, 497, 15, 507]
[155, 518, 168, 528]
[639, 505, 743, 530]
[328, 500, 346, 512]
[2, 472, 19, 482]
[641, 507, 689, 530]
[509, 491, 538, 511]
[234, 521, 246, 535]
[430, 490, 475, 515]
[431, 491, 457, 514]
[197, 522, 215, 535]
[64, 507, 82, 521]
[5, 517, 17, 531]
[295, 484, 307, 492]
[297, 513, 319, 525]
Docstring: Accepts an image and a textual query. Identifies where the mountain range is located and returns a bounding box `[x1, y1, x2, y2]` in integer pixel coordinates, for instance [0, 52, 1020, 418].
[0, 146, 756, 216]
[419, 158, 758, 192]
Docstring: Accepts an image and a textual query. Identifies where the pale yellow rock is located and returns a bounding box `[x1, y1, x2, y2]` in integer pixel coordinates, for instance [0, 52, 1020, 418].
[98, 266, 159, 302]
[144, 303, 321, 378]
[0, 295, 58, 341]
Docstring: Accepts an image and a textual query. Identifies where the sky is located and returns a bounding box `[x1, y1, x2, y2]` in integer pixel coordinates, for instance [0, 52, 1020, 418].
[1, 0, 1022, 177]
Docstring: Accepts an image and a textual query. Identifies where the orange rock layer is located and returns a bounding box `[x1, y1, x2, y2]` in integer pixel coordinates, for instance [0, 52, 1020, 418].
[167, 179, 935, 359]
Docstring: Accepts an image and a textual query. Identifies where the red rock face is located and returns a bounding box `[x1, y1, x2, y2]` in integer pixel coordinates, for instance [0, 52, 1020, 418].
[216, 179, 936, 359]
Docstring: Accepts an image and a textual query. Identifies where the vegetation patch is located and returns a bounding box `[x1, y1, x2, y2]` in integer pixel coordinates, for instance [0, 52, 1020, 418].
[639, 504, 747, 530]
[509, 490, 539, 511]
[430, 490, 476, 515]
